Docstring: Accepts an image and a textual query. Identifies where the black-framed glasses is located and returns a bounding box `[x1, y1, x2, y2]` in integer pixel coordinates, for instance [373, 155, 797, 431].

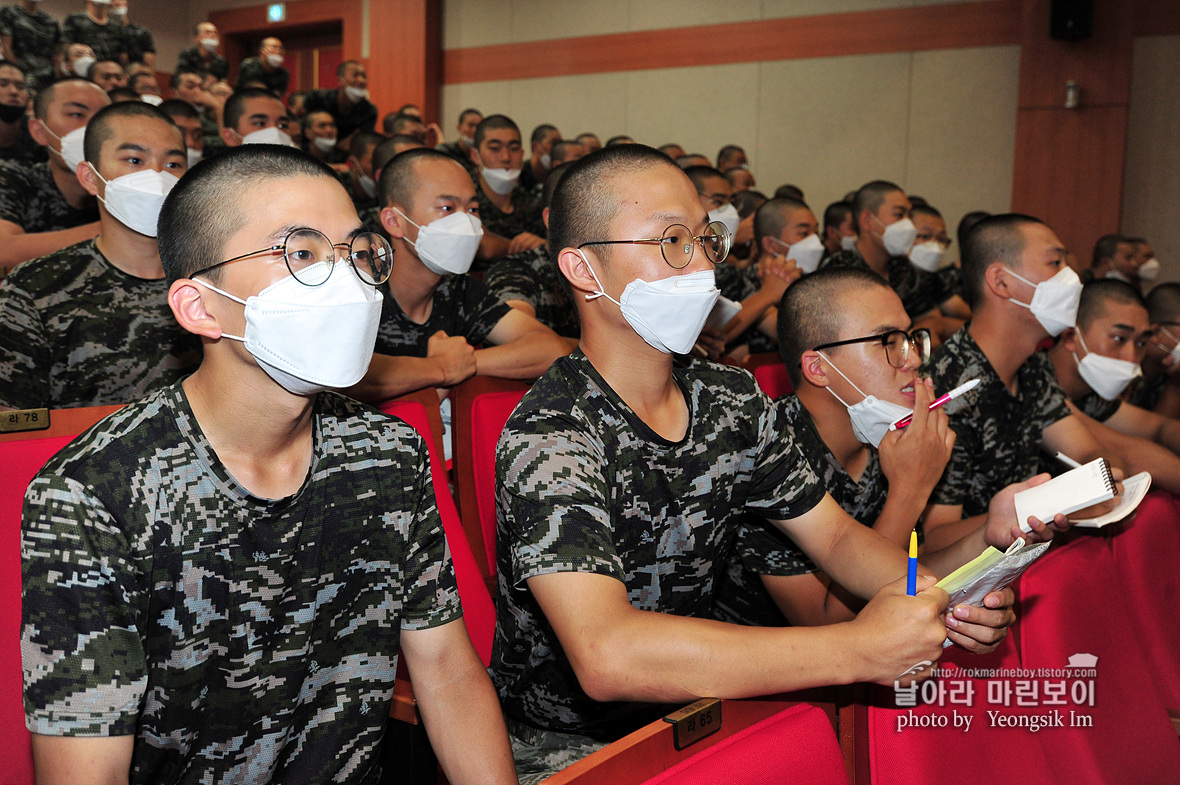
[191, 228, 393, 287]
[813, 328, 932, 369]
[578, 221, 732, 269]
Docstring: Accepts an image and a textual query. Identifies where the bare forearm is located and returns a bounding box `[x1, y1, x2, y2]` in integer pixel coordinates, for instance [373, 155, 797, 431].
[721, 288, 777, 344]
[345, 354, 444, 402]
[0, 223, 100, 269]
[871, 489, 929, 548]
[803, 518, 910, 600]
[474, 332, 569, 379]
[478, 233, 510, 261]
[919, 521, 989, 578]
[31, 734, 133, 785]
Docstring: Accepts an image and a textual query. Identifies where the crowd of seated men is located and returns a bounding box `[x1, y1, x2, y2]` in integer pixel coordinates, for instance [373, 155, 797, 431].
[0, 5, 1176, 784]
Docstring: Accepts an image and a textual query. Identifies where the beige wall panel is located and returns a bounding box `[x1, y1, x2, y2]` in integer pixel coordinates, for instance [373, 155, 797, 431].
[757, 0, 909, 19]
[1123, 35, 1180, 284]
[510, 0, 630, 43]
[625, 0, 761, 31]
[624, 62, 760, 164]
[442, 0, 514, 50]
[508, 72, 631, 144]
[906, 45, 1019, 259]
[755, 52, 911, 224]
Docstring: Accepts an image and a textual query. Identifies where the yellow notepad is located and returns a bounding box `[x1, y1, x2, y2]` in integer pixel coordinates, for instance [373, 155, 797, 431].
[935, 538, 1052, 646]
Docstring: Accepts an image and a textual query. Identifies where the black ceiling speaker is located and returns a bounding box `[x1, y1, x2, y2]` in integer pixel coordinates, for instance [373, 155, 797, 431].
[1051, 0, 1094, 41]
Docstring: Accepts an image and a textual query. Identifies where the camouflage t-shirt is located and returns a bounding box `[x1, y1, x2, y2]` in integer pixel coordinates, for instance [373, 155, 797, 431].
[0, 160, 99, 233]
[713, 394, 887, 627]
[302, 89, 377, 143]
[175, 46, 228, 81]
[490, 352, 825, 739]
[0, 116, 48, 164]
[819, 248, 953, 320]
[0, 4, 61, 91]
[374, 273, 511, 357]
[1128, 372, 1165, 412]
[929, 330, 1071, 516]
[482, 246, 579, 339]
[1075, 391, 1121, 423]
[236, 57, 290, 94]
[62, 13, 129, 62]
[22, 383, 462, 784]
[0, 239, 202, 409]
[473, 184, 545, 272]
[436, 141, 476, 176]
[121, 21, 155, 63]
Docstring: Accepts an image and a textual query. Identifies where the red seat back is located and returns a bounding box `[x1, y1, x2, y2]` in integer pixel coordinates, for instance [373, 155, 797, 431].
[378, 398, 496, 666]
[1017, 534, 1180, 784]
[1, 435, 76, 785]
[468, 390, 528, 582]
[752, 363, 792, 399]
[1109, 490, 1180, 711]
[639, 703, 847, 785]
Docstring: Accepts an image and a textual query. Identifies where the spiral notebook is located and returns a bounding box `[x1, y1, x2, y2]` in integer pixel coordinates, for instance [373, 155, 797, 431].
[1014, 457, 1116, 533]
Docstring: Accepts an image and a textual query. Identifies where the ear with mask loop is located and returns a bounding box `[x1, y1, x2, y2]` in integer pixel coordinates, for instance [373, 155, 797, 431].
[578, 248, 621, 306]
[817, 350, 870, 405]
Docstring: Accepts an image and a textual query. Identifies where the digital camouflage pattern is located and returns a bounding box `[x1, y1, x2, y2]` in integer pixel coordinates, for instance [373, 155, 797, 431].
[22, 384, 461, 784]
[236, 57, 289, 95]
[483, 246, 580, 339]
[507, 718, 607, 785]
[713, 261, 776, 354]
[0, 4, 61, 91]
[121, 21, 155, 65]
[1074, 390, 1121, 423]
[0, 160, 99, 234]
[436, 141, 476, 176]
[302, 89, 377, 145]
[929, 330, 1071, 516]
[175, 46, 228, 81]
[62, 13, 130, 62]
[0, 239, 202, 409]
[820, 248, 955, 320]
[1128, 372, 1165, 412]
[490, 352, 824, 739]
[374, 273, 510, 357]
[472, 184, 544, 273]
[714, 394, 889, 627]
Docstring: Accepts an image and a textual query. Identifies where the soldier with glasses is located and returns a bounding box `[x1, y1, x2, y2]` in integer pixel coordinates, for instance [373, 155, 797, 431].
[21, 145, 518, 785]
[489, 144, 958, 784]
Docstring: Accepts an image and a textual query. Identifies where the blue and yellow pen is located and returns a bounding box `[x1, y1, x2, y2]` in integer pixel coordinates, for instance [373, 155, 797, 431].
[906, 530, 918, 596]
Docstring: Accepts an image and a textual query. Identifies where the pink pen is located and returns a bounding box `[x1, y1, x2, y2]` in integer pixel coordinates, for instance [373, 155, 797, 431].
[889, 378, 980, 431]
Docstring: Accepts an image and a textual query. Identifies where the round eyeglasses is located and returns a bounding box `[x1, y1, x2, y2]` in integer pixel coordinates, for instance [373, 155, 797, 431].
[578, 221, 732, 269]
[813, 328, 932, 369]
[191, 228, 394, 287]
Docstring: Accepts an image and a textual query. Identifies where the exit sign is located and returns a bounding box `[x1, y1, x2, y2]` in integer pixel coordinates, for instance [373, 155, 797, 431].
[268, 4, 285, 23]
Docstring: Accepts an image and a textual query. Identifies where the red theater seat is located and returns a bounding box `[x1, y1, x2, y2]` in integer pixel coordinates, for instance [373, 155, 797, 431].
[742, 352, 793, 399]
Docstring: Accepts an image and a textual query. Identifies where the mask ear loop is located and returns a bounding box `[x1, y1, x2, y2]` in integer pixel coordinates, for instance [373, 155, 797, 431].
[578, 249, 622, 306]
[190, 278, 248, 342]
[816, 350, 869, 407]
[1072, 329, 1090, 367]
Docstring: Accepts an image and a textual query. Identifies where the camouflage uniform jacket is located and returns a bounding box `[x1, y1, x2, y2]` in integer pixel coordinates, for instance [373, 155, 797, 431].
[714, 394, 887, 627]
[490, 351, 824, 740]
[0, 239, 202, 409]
[0, 4, 61, 91]
[374, 273, 510, 357]
[62, 13, 129, 62]
[929, 330, 1070, 516]
[0, 160, 99, 233]
[175, 46, 228, 81]
[21, 383, 462, 784]
[819, 248, 954, 320]
[472, 184, 545, 272]
[483, 246, 580, 339]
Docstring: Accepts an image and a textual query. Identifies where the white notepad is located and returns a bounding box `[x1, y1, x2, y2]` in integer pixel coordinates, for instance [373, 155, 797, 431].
[1072, 471, 1152, 528]
[1014, 457, 1116, 533]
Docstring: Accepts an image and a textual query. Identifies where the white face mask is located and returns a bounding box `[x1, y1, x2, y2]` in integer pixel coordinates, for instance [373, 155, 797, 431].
[707, 203, 741, 239]
[195, 262, 382, 395]
[874, 216, 918, 257]
[539, 152, 551, 170]
[460, 134, 474, 148]
[238, 126, 295, 147]
[200, 38, 219, 52]
[820, 352, 913, 449]
[1073, 331, 1142, 401]
[1139, 258, 1161, 282]
[481, 165, 521, 195]
[265, 53, 285, 68]
[357, 172, 376, 199]
[343, 85, 369, 104]
[72, 56, 96, 78]
[186, 148, 203, 168]
[92, 0, 111, 5]
[42, 124, 87, 173]
[396, 208, 484, 276]
[110, 4, 127, 15]
[841, 234, 858, 252]
[909, 241, 946, 273]
[581, 250, 720, 355]
[772, 233, 825, 275]
[90, 166, 178, 237]
[140, 94, 163, 106]
[313, 136, 337, 153]
[1006, 265, 1082, 337]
